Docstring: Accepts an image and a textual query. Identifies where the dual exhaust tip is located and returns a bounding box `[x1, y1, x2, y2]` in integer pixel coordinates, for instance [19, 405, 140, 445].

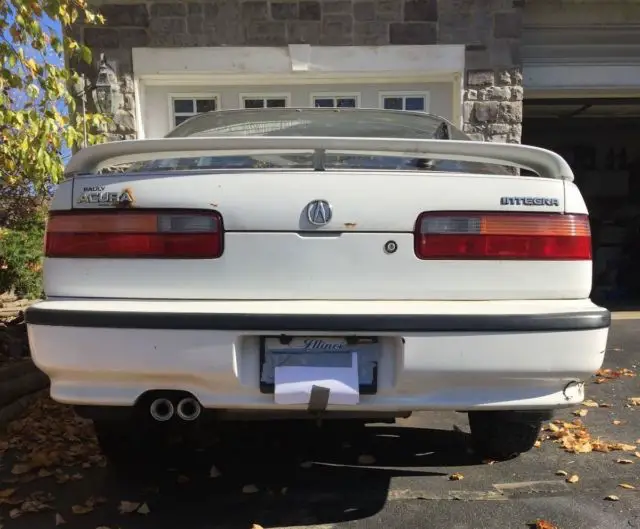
[149, 396, 201, 422]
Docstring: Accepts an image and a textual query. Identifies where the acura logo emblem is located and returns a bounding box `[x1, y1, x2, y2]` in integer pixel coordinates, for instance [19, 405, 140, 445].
[306, 199, 333, 226]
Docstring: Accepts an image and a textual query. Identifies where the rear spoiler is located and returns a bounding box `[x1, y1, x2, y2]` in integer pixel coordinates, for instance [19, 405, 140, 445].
[65, 136, 575, 181]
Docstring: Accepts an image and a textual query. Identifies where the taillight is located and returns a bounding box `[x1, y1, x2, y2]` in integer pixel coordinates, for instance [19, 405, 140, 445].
[414, 212, 591, 260]
[45, 210, 223, 258]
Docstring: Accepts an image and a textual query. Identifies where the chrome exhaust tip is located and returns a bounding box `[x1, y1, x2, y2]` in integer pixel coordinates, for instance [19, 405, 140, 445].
[149, 398, 175, 422]
[176, 397, 202, 421]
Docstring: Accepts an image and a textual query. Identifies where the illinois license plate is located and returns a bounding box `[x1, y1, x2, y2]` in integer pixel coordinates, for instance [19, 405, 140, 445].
[259, 336, 380, 395]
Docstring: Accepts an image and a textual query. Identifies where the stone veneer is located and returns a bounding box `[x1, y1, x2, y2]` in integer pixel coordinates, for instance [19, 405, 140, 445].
[73, 0, 525, 143]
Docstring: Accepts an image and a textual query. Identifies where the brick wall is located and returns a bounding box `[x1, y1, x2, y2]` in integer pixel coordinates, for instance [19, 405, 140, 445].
[75, 0, 524, 142]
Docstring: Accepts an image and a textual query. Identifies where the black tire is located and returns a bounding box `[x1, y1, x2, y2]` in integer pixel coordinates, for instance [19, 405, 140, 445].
[468, 411, 546, 461]
[93, 419, 176, 479]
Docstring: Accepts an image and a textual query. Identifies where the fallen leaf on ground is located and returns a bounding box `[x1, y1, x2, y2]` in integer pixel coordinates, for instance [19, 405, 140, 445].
[541, 419, 638, 455]
[357, 454, 376, 465]
[582, 400, 599, 407]
[573, 409, 588, 417]
[251, 525, 264, 529]
[636, 452, 640, 458]
[0, 397, 103, 484]
[610, 443, 636, 451]
[9, 508, 21, 519]
[449, 473, 464, 481]
[566, 474, 580, 483]
[118, 501, 140, 514]
[242, 484, 259, 494]
[0, 488, 16, 498]
[71, 504, 93, 515]
[619, 483, 636, 490]
[616, 459, 634, 464]
[612, 420, 624, 426]
[137, 503, 150, 515]
[10, 464, 30, 475]
[209, 464, 221, 478]
[596, 368, 636, 381]
[533, 520, 559, 529]
[55, 513, 66, 525]
[555, 470, 568, 476]
[604, 495, 620, 501]
[628, 397, 640, 406]
[534, 440, 542, 448]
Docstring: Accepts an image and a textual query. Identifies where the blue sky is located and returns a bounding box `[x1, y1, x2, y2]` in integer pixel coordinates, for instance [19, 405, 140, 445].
[5, 11, 71, 160]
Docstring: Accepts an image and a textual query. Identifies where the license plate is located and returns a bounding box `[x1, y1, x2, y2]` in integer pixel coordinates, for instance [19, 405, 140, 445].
[259, 336, 379, 395]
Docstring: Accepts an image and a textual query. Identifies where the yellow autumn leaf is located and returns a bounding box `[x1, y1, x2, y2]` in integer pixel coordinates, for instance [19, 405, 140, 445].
[449, 472, 464, 481]
[619, 483, 636, 490]
[567, 474, 580, 483]
[534, 520, 559, 529]
[24, 58, 38, 74]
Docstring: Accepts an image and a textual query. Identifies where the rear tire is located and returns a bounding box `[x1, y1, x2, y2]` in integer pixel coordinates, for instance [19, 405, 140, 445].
[468, 411, 546, 461]
[93, 419, 175, 479]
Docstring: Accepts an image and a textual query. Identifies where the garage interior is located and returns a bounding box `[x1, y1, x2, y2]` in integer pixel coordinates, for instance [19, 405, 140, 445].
[522, 98, 640, 307]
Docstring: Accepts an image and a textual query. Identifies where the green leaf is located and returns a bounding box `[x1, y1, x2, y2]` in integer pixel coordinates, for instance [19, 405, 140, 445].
[0, 0, 109, 190]
[80, 45, 92, 64]
[26, 83, 39, 98]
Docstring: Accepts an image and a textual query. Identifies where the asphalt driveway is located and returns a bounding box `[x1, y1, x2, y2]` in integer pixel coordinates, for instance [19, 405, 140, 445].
[0, 320, 638, 529]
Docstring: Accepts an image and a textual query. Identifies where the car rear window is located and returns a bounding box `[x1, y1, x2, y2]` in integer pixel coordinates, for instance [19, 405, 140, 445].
[122, 109, 513, 175]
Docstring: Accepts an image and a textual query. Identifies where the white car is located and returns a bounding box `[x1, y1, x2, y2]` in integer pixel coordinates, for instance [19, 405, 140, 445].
[26, 108, 610, 468]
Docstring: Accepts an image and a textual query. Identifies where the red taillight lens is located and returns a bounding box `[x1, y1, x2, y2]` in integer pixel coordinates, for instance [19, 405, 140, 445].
[45, 211, 223, 258]
[414, 212, 591, 260]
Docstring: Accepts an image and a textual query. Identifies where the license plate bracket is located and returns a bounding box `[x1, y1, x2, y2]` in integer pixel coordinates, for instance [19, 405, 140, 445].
[259, 336, 379, 395]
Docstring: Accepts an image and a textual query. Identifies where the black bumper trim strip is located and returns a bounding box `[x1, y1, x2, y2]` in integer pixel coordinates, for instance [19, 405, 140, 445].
[25, 306, 611, 332]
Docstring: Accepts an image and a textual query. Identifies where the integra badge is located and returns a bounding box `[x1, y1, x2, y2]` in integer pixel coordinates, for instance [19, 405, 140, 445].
[76, 186, 135, 207]
[500, 196, 559, 207]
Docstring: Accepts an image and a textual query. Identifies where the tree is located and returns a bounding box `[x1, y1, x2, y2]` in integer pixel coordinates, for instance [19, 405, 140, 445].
[0, 0, 109, 192]
[0, 0, 109, 298]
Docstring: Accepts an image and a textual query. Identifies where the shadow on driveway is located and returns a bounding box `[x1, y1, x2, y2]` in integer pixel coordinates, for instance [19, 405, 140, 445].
[3, 418, 480, 529]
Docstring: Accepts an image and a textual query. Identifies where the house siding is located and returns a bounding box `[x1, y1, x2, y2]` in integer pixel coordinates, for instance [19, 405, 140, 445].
[75, 0, 524, 143]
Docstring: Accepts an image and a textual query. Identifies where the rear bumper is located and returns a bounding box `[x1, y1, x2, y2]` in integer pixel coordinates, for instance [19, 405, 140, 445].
[26, 299, 610, 412]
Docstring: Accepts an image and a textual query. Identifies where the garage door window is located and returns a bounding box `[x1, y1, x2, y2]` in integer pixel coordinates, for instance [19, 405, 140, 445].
[171, 96, 218, 127]
[241, 95, 289, 109]
[312, 94, 359, 108]
[380, 93, 429, 112]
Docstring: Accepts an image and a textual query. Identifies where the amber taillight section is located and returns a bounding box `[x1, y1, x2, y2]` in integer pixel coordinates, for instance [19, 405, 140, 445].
[414, 212, 591, 260]
[45, 210, 223, 259]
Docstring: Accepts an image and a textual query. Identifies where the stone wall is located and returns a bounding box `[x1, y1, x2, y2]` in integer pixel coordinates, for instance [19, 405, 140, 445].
[75, 0, 525, 142]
